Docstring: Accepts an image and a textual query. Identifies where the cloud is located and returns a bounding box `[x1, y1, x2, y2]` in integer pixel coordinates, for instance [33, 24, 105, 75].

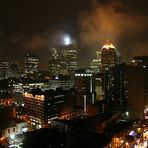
[7, 29, 73, 69]
[78, 0, 148, 64]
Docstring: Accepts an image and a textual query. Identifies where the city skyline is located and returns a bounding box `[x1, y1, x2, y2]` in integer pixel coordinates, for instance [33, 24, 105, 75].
[0, 0, 148, 70]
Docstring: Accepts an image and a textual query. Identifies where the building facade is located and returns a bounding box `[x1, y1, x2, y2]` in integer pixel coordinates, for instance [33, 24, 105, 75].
[0, 60, 20, 79]
[48, 45, 77, 76]
[24, 88, 78, 128]
[24, 54, 39, 74]
[104, 64, 127, 112]
[101, 40, 120, 72]
[128, 62, 148, 120]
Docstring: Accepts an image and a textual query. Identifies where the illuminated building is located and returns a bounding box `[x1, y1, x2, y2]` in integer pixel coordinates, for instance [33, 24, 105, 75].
[127, 65, 148, 120]
[67, 48, 77, 75]
[24, 54, 39, 74]
[48, 48, 60, 76]
[89, 51, 101, 73]
[12, 82, 24, 106]
[12, 76, 74, 107]
[101, 40, 120, 72]
[0, 119, 28, 139]
[74, 69, 93, 107]
[94, 73, 104, 101]
[48, 45, 77, 76]
[0, 60, 20, 79]
[0, 79, 14, 108]
[104, 64, 127, 112]
[24, 88, 79, 128]
[131, 56, 148, 67]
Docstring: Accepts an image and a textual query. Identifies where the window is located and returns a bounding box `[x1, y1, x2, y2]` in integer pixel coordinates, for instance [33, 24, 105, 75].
[8, 129, 10, 133]
[13, 128, 15, 132]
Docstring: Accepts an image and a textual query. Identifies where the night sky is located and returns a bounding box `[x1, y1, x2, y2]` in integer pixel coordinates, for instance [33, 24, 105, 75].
[0, 0, 148, 70]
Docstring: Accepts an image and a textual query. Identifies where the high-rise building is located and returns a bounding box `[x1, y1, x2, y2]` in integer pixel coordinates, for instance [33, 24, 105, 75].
[48, 48, 60, 76]
[131, 56, 148, 67]
[48, 45, 77, 76]
[89, 51, 102, 74]
[0, 60, 20, 79]
[127, 65, 148, 120]
[101, 40, 120, 72]
[94, 73, 104, 101]
[24, 54, 39, 74]
[24, 88, 79, 128]
[74, 69, 94, 107]
[104, 64, 127, 112]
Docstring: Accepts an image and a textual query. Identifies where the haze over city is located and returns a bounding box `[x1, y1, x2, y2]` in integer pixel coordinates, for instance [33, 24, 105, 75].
[1, 1, 148, 148]
[0, 0, 148, 69]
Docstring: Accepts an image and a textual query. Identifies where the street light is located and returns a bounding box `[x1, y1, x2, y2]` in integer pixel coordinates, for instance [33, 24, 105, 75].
[126, 111, 129, 117]
[125, 142, 129, 147]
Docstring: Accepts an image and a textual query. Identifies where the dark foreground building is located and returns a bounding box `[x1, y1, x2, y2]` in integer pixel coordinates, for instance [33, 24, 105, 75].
[127, 65, 148, 120]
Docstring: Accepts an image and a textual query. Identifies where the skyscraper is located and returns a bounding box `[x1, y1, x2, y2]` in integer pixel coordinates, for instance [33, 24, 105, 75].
[48, 45, 77, 76]
[127, 65, 148, 120]
[101, 40, 120, 72]
[24, 54, 39, 74]
[48, 48, 60, 76]
[89, 51, 101, 73]
[104, 64, 127, 112]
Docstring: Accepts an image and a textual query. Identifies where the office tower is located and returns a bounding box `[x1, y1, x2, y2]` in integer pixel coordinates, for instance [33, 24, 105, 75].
[24, 54, 39, 74]
[89, 59, 100, 73]
[132, 56, 148, 67]
[0, 60, 20, 79]
[67, 48, 77, 75]
[89, 51, 101, 73]
[94, 73, 104, 101]
[48, 45, 77, 76]
[48, 48, 60, 76]
[127, 66, 148, 120]
[24, 88, 78, 128]
[127, 65, 148, 120]
[74, 69, 94, 107]
[0, 79, 13, 106]
[101, 40, 120, 72]
[104, 64, 127, 112]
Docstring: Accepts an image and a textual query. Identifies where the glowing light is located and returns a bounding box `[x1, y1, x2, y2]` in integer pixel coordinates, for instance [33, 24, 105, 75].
[125, 142, 128, 146]
[10, 134, 15, 139]
[64, 37, 70, 45]
[64, 35, 71, 45]
[22, 127, 28, 132]
[126, 111, 129, 116]
[129, 130, 136, 136]
[102, 40, 116, 50]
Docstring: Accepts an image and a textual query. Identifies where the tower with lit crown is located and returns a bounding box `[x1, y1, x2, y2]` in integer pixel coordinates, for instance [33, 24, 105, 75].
[101, 40, 120, 72]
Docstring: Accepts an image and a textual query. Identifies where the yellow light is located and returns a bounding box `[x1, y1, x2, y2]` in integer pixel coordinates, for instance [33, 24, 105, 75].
[102, 40, 116, 50]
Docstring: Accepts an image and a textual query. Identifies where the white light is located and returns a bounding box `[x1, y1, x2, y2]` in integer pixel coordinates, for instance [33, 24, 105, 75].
[39, 125, 41, 128]
[64, 36, 71, 45]
[10, 134, 15, 139]
[22, 127, 28, 132]
[126, 111, 129, 116]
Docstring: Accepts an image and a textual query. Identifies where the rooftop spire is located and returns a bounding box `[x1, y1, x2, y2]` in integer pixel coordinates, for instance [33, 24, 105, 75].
[102, 40, 116, 50]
